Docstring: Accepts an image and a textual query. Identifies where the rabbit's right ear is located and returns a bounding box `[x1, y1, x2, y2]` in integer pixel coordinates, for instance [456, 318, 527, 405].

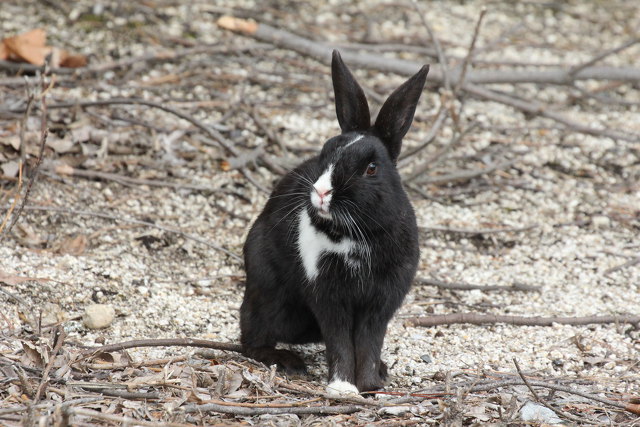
[331, 50, 371, 133]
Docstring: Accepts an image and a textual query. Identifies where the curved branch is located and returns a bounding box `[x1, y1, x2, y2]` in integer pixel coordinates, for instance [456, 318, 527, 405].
[405, 312, 640, 327]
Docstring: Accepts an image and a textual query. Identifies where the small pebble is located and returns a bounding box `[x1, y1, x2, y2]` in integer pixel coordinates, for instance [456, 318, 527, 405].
[83, 304, 116, 329]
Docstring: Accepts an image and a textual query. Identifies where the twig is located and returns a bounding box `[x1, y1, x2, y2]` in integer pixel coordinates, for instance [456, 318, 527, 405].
[454, 7, 487, 94]
[215, 17, 640, 85]
[512, 358, 541, 402]
[411, 0, 451, 93]
[462, 83, 640, 142]
[33, 326, 67, 402]
[416, 277, 540, 292]
[4, 72, 50, 236]
[4, 205, 242, 262]
[604, 256, 640, 276]
[65, 407, 193, 427]
[18, 93, 35, 166]
[569, 37, 640, 76]
[410, 158, 518, 185]
[82, 337, 243, 357]
[0, 162, 22, 236]
[404, 121, 481, 182]
[420, 223, 538, 235]
[405, 312, 640, 328]
[182, 402, 361, 416]
[79, 388, 161, 400]
[513, 359, 618, 424]
[214, 17, 640, 143]
[83, 355, 188, 370]
[398, 106, 448, 165]
[199, 398, 323, 408]
[49, 165, 237, 194]
[7, 97, 269, 193]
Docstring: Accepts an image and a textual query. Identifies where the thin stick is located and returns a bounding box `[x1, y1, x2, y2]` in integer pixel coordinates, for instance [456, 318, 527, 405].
[398, 106, 448, 164]
[82, 337, 243, 357]
[454, 7, 487, 93]
[0, 161, 22, 236]
[513, 359, 610, 424]
[420, 223, 538, 235]
[410, 158, 518, 185]
[182, 402, 361, 416]
[404, 121, 481, 182]
[199, 397, 323, 408]
[604, 256, 640, 276]
[7, 205, 242, 262]
[569, 37, 640, 76]
[513, 358, 541, 402]
[416, 277, 541, 292]
[18, 94, 35, 166]
[405, 312, 640, 328]
[66, 407, 193, 427]
[16, 97, 269, 193]
[5, 73, 50, 235]
[34, 327, 67, 402]
[214, 17, 640, 143]
[411, 0, 451, 92]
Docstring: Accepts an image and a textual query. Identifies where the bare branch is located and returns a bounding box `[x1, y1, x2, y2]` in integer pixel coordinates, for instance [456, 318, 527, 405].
[405, 312, 640, 328]
[82, 337, 243, 357]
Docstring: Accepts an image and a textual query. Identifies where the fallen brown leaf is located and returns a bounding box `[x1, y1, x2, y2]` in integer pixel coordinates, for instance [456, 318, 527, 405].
[1, 28, 87, 68]
[55, 233, 88, 255]
[2, 29, 51, 66]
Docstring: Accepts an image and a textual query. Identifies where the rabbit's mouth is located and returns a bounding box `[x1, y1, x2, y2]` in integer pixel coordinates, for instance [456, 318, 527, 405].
[316, 208, 332, 220]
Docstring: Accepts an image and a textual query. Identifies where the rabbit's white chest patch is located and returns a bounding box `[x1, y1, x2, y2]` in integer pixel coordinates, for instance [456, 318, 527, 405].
[297, 209, 359, 280]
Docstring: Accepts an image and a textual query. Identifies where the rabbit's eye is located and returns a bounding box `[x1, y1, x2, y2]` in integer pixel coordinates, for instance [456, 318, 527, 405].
[365, 162, 377, 176]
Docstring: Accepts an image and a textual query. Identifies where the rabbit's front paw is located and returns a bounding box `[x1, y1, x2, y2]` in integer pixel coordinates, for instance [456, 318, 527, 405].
[326, 379, 359, 397]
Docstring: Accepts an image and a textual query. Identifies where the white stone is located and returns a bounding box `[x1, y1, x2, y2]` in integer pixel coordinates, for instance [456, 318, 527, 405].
[83, 304, 116, 329]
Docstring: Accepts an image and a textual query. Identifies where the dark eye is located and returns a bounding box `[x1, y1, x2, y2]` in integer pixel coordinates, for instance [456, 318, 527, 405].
[365, 162, 377, 176]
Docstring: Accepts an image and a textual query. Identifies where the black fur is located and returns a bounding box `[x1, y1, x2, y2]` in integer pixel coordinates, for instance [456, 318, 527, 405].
[240, 50, 429, 392]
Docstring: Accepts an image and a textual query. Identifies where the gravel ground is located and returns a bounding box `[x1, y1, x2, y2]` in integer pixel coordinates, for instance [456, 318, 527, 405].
[1, 0, 639, 424]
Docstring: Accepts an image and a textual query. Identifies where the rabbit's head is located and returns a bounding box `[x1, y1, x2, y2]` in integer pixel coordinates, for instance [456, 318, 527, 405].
[303, 50, 429, 233]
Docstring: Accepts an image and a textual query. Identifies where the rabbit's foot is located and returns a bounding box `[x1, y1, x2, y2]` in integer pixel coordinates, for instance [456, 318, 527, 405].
[326, 379, 359, 397]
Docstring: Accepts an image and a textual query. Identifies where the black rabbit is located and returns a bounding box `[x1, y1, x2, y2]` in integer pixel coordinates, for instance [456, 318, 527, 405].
[241, 50, 428, 396]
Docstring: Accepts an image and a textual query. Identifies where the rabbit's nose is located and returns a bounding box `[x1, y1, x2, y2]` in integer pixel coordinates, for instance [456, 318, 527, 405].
[315, 188, 332, 200]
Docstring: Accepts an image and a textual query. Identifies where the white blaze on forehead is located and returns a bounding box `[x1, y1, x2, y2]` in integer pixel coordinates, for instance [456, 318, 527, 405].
[297, 210, 357, 280]
[344, 133, 364, 149]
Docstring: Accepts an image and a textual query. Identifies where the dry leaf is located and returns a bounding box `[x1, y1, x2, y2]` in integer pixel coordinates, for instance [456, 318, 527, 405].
[21, 340, 48, 369]
[216, 16, 258, 34]
[1, 28, 87, 68]
[54, 163, 74, 175]
[0, 271, 52, 286]
[56, 234, 88, 255]
[60, 53, 87, 68]
[1, 160, 21, 178]
[1, 135, 21, 151]
[3, 29, 51, 66]
[13, 223, 46, 247]
[0, 41, 8, 60]
[46, 135, 75, 153]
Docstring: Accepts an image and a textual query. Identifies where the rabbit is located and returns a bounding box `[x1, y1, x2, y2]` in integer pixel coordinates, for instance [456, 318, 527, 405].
[240, 50, 428, 396]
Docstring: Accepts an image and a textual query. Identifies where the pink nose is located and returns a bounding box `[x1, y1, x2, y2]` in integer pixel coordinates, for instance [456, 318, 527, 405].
[316, 188, 331, 201]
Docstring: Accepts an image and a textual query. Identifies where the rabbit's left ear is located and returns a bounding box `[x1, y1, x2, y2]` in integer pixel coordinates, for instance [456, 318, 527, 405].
[374, 65, 429, 163]
[331, 50, 371, 133]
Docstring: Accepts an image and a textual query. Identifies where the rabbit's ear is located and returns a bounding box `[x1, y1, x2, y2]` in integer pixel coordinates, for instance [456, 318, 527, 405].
[331, 50, 371, 133]
[374, 65, 429, 162]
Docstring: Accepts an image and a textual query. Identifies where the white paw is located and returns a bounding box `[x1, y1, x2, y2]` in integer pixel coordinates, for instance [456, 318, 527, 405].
[326, 380, 359, 397]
